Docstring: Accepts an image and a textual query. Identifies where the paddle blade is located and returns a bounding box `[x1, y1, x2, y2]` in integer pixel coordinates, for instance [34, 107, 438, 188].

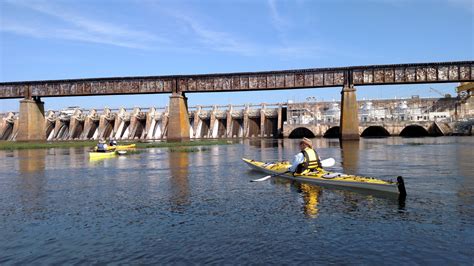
[321, 158, 336, 168]
[117, 150, 127, 155]
[250, 175, 272, 182]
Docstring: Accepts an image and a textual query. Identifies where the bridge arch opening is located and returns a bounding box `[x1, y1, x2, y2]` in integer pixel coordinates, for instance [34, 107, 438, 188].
[400, 125, 429, 137]
[323, 126, 340, 138]
[288, 127, 315, 139]
[361, 126, 390, 138]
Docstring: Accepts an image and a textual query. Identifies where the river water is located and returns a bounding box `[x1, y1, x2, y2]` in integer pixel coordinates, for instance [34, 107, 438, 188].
[0, 137, 473, 264]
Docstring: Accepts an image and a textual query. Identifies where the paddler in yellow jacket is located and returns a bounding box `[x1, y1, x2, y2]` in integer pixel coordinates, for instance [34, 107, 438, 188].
[288, 137, 322, 175]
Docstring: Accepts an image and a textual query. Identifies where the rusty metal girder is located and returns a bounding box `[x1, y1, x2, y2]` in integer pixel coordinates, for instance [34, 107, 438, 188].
[181, 61, 473, 91]
[1, 61, 473, 99]
[0, 78, 176, 99]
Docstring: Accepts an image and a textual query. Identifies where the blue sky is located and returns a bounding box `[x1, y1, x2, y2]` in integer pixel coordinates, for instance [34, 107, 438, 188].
[0, 0, 473, 112]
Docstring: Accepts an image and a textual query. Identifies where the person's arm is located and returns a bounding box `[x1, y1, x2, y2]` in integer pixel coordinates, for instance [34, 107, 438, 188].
[288, 152, 304, 172]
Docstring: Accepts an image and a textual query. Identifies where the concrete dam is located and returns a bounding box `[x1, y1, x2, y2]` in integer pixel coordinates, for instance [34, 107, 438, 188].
[1, 103, 283, 141]
[1, 96, 471, 141]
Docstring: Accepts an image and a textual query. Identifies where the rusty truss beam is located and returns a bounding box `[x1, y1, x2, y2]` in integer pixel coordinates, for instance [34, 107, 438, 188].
[1, 61, 473, 99]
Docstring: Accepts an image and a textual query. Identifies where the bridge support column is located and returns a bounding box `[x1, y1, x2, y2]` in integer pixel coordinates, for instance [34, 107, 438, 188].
[340, 85, 360, 140]
[17, 97, 46, 141]
[277, 105, 283, 138]
[167, 92, 190, 141]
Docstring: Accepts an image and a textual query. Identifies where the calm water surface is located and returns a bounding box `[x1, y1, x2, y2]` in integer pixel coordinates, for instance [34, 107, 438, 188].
[0, 137, 473, 264]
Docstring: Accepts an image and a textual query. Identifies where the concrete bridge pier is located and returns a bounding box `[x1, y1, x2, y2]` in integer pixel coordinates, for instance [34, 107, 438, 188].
[167, 92, 190, 141]
[17, 97, 46, 141]
[277, 105, 283, 137]
[340, 85, 360, 140]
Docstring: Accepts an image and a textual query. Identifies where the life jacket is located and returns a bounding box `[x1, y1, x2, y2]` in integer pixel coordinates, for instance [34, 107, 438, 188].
[296, 147, 321, 174]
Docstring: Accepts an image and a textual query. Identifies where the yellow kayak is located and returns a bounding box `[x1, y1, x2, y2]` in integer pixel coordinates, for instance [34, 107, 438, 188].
[242, 158, 406, 195]
[92, 144, 136, 152]
[89, 151, 117, 160]
[106, 144, 136, 151]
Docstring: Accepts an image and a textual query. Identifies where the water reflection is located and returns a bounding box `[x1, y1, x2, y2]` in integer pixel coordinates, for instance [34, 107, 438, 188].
[168, 151, 190, 211]
[456, 140, 474, 218]
[340, 140, 359, 174]
[16, 149, 47, 213]
[18, 149, 46, 173]
[243, 139, 286, 162]
[246, 138, 279, 148]
[291, 180, 403, 218]
[297, 183, 321, 218]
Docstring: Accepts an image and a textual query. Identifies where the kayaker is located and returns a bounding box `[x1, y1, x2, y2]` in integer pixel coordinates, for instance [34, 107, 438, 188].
[96, 138, 108, 152]
[288, 137, 322, 175]
[109, 137, 117, 147]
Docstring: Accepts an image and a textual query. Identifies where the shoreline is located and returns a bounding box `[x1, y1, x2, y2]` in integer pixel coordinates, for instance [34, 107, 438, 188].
[0, 140, 232, 150]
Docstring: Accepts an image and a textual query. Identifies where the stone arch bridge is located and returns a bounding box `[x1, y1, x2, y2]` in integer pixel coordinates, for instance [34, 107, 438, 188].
[283, 121, 451, 138]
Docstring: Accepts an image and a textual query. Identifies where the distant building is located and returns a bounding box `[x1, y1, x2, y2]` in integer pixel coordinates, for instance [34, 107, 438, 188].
[456, 82, 473, 120]
[322, 103, 340, 123]
[359, 101, 389, 122]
